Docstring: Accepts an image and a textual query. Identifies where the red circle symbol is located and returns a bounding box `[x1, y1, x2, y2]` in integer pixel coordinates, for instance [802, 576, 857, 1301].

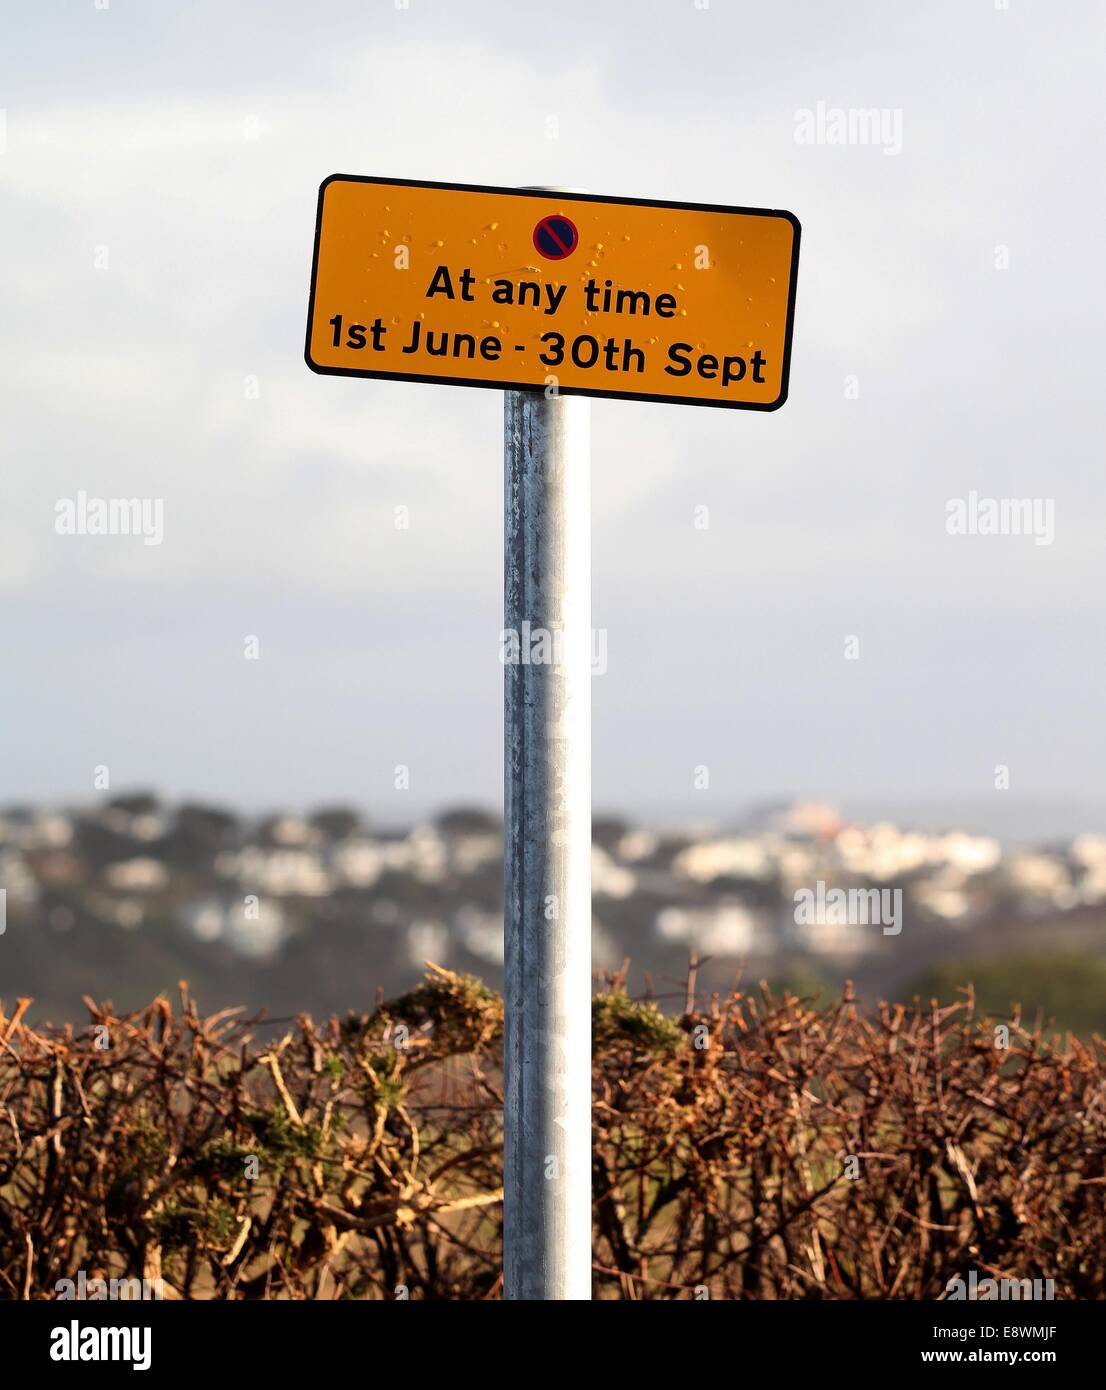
[533, 214, 579, 261]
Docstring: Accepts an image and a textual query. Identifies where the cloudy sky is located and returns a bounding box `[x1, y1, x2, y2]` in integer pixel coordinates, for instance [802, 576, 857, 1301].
[2, 0, 1104, 831]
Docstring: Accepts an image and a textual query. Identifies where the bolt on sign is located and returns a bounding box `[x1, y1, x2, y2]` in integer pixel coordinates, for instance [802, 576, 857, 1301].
[305, 177, 800, 410]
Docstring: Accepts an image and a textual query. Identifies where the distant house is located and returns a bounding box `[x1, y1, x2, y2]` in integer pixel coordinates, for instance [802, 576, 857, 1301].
[215, 845, 331, 897]
[787, 891, 879, 956]
[450, 831, 501, 876]
[592, 846, 636, 899]
[329, 837, 384, 887]
[0, 848, 39, 908]
[913, 872, 973, 923]
[0, 810, 73, 851]
[1004, 852, 1075, 912]
[178, 895, 286, 960]
[102, 793, 165, 843]
[655, 900, 766, 956]
[407, 919, 449, 969]
[1071, 835, 1106, 904]
[103, 857, 169, 892]
[257, 815, 318, 848]
[674, 838, 772, 884]
[454, 905, 503, 964]
[328, 826, 450, 888]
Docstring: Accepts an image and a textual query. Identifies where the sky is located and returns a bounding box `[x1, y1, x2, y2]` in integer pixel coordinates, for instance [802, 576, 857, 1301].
[1, 0, 1104, 831]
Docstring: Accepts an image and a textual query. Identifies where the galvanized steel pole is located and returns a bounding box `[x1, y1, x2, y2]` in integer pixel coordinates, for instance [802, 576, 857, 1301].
[502, 378, 592, 1300]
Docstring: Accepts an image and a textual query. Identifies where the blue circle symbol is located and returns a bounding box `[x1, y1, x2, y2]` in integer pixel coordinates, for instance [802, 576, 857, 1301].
[533, 214, 579, 260]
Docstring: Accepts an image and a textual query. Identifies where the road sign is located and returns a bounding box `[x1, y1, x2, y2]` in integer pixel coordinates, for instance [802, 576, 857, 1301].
[305, 176, 800, 410]
[303, 175, 802, 1301]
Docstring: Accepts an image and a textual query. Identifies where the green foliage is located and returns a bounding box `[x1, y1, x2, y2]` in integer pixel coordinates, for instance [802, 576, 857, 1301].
[762, 965, 831, 1004]
[153, 1198, 237, 1252]
[123, 1114, 169, 1175]
[243, 1105, 324, 1164]
[359, 1053, 407, 1112]
[592, 991, 682, 1055]
[904, 951, 1106, 1037]
[375, 964, 503, 1055]
[188, 1137, 258, 1183]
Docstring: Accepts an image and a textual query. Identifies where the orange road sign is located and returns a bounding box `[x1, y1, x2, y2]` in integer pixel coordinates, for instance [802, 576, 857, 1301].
[305, 177, 800, 410]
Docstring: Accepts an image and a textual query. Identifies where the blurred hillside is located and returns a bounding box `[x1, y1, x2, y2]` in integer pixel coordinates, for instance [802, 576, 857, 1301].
[2, 793, 1105, 1031]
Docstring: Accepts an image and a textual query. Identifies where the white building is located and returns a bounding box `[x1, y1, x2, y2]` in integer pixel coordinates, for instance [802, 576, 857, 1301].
[215, 845, 331, 897]
[593, 846, 636, 898]
[104, 857, 169, 892]
[179, 895, 287, 960]
[656, 900, 765, 956]
[673, 837, 772, 884]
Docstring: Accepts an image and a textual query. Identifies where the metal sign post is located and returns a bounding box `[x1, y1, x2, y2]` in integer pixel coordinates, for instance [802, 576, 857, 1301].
[503, 384, 592, 1301]
[304, 173, 799, 1301]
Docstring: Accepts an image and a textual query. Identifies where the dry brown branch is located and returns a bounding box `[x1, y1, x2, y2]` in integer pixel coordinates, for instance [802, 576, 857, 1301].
[0, 967, 1102, 1299]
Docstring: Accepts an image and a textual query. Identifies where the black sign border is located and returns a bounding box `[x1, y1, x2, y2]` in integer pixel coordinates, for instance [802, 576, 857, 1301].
[304, 175, 801, 411]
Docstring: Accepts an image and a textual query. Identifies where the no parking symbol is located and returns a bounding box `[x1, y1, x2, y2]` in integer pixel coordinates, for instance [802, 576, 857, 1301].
[533, 214, 579, 260]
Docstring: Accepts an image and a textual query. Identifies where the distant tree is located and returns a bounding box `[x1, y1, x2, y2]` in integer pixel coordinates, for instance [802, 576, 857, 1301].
[176, 803, 238, 842]
[436, 807, 501, 836]
[74, 818, 143, 867]
[106, 791, 160, 817]
[592, 816, 630, 852]
[310, 807, 361, 840]
[763, 964, 831, 1003]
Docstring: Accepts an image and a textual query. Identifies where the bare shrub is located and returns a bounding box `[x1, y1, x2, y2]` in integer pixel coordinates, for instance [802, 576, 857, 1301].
[1, 969, 1102, 1299]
